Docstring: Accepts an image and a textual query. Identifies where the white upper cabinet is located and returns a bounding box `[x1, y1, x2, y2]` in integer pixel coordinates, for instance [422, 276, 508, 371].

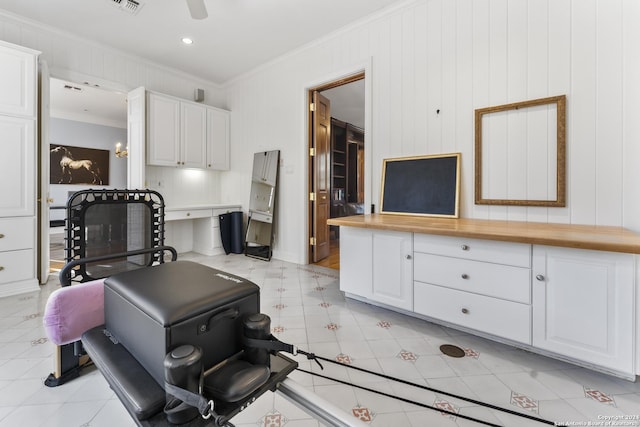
[147, 93, 180, 166]
[206, 107, 230, 170]
[147, 91, 229, 170]
[252, 151, 279, 186]
[0, 42, 37, 118]
[181, 102, 207, 168]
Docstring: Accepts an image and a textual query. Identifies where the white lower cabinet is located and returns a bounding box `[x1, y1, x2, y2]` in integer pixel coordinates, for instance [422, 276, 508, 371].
[164, 206, 241, 256]
[340, 227, 412, 310]
[532, 245, 635, 376]
[414, 282, 531, 344]
[413, 234, 532, 344]
[339, 228, 637, 379]
[371, 230, 413, 310]
[339, 227, 373, 298]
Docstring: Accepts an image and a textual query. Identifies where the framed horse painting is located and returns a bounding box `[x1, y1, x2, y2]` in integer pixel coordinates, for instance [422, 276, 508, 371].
[50, 144, 109, 185]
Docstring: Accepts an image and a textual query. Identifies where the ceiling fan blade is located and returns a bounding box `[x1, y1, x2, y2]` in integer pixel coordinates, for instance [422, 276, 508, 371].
[185, 0, 208, 19]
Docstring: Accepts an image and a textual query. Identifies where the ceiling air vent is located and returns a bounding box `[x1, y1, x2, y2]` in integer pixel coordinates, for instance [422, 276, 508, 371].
[110, 0, 144, 15]
[63, 84, 83, 92]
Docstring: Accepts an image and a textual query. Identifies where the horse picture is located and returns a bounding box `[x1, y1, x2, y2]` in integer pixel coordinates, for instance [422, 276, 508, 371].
[50, 145, 109, 185]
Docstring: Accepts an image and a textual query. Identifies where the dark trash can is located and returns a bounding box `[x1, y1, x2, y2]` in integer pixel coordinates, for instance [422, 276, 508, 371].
[219, 211, 244, 254]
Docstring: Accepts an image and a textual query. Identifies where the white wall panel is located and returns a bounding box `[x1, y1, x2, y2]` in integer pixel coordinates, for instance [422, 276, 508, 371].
[413, 2, 428, 160]
[623, 0, 640, 234]
[546, 0, 571, 225]
[455, 0, 474, 219]
[401, 8, 416, 156]
[425, 0, 442, 155]
[441, 0, 457, 155]
[595, 0, 623, 226]
[471, 0, 491, 220]
[569, 0, 598, 225]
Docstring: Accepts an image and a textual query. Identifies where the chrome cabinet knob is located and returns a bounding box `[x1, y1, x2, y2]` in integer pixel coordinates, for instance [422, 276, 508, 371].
[461, 274, 469, 279]
[461, 244, 469, 251]
[0, 233, 4, 239]
[536, 274, 545, 281]
[405, 254, 412, 260]
[461, 308, 469, 314]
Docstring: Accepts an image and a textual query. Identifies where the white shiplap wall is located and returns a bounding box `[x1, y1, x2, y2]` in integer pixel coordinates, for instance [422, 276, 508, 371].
[0, 10, 226, 208]
[223, 0, 640, 264]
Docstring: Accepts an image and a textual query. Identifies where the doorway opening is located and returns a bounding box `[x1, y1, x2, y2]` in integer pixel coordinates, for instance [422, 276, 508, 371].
[307, 72, 365, 270]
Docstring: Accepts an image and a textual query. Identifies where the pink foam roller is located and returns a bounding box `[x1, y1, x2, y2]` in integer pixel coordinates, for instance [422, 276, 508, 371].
[43, 279, 105, 346]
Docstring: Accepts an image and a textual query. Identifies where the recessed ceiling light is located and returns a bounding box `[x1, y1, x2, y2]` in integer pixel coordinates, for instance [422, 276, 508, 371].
[181, 37, 194, 45]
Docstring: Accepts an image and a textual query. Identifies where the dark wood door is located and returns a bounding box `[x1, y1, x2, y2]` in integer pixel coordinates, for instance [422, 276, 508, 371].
[312, 91, 331, 262]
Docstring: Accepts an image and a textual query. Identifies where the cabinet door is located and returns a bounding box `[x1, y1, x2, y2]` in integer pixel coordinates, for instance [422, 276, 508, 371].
[252, 151, 279, 186]
[181, 102, 207, 168]
[147, 93, 180, 166]
[206, 108, 230, 170]
[263, 151, 279, 186]
[0, 43, 37, 118]
[339, 227, 373, 298]
[0, 116, 34, 217]
[532, 246, 634, 375]
[372, 230, 413, 310]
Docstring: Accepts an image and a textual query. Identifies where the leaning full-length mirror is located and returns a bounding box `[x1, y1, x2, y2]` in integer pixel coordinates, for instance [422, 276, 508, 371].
[245, 150, 280, 260]
[475, 95, 566, 207]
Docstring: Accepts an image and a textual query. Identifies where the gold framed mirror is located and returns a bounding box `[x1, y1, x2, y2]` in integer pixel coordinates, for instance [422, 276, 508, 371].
[474, 95, 566, 207]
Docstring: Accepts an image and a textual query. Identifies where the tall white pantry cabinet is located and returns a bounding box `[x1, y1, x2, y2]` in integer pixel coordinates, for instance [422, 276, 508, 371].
[0, 40, 40, 297]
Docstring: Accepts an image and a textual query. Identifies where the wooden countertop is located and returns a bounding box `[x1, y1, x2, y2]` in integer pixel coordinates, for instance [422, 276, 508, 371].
[327, 214, 640, 254]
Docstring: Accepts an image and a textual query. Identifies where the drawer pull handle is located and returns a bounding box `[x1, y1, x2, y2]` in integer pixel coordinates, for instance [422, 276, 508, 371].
[461, 308, 469, 314]
[461, 274, 469, 279]
[186, 212, 191, 216]
[0, 266, 4, 271]
[0, 233, 4, 238]
[461, 244, 469, 251]
[536, 274, 545, 281]
[405, 254, 412, 260]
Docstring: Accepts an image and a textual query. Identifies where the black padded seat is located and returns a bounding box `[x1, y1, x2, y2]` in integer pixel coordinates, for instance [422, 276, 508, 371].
[204, 360, 270, 403]
[104, 261, 260, 387]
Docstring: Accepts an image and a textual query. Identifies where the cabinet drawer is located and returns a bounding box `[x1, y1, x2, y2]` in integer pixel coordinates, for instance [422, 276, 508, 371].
[0, 249, 35, 285]
[414, 234, 530, 267]
[0, 217, 34, 251]
[249, 211, 272, 224]
[414, 253, 530, 303]
[414, 282, 531, 344]
[165, 209, 212, 222]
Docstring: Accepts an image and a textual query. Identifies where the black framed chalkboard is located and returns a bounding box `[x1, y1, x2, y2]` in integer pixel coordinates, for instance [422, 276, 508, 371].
[380, 153, 461, 217]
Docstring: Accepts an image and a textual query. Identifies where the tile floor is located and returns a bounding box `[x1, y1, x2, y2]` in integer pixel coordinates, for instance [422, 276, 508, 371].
[2, 252, 640, 426]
